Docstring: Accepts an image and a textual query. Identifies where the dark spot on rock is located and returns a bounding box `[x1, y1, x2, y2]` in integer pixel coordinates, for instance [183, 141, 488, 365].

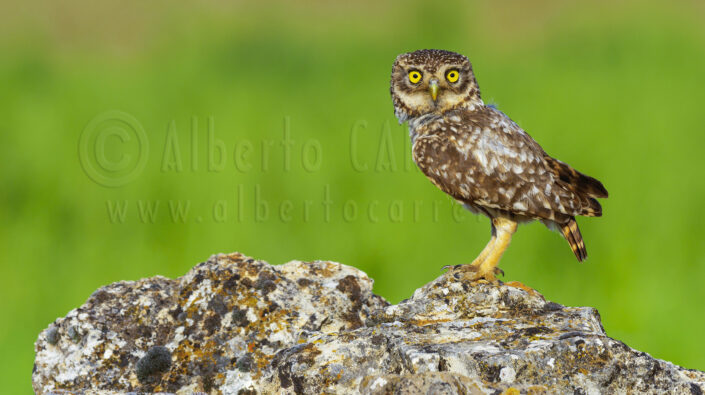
[573, 388, 587, 395]
[438, 356, 449, 371]
[336, 275, 365, 329]
[277, 361, 293, 388]
[260, 303, 278, 318]
[67, 326, 81, 343]
[169, 306, 183, 321]
[690, 383, 704, 395]
[204, 313, 222, 335]
[240, 277, 254, 288]
[232, 307, 250, 327]
[127, 324, 152, 340]
[224, 273, 241, 292]
[543, 302, 564, 312]
[190, 310, 203, 323]
[203, 373, 215, 392]
[340, 311, 363, 330]
[644, 360, 661, 383]
[371, 334, 385, 346]
[177, 311, 188, 321]
[500, 290, 533, 314]
[194, 273, 205, 284]
[480, 363, 501, 383]
[180, 287, 194, 301]
[603, 362, 622, 387]
[521, 326, 553, 337]
[208, 295, 228, 317]
[610, 340, 631, 352]
[238, 389, 257, 395]
[559, 331, 584, 340]
[236, 354, 254, 372]
[296, 278, 312, 287]
[291, 374, 305, 394]
[303, 314, 328, 331]
[118, 352, 130, 367]
[255, 273, 277, 295]
[364, 313, 383, 327]
[136, 346, 172, 382]
[89, 289, 111, 304]
[296, 344, 321, 366]
[258, 270, 277, 282]
[336, 275, 361, 302]
[575, 339, 586, 348]
[46, 326, 59, 345]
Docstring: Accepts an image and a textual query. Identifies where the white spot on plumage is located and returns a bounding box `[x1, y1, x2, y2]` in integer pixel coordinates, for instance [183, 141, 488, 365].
[473, 149, 488, 168]
[488, 157, 498, 171]
[542, 198, 552, 209]
[513, 201, 528, 211]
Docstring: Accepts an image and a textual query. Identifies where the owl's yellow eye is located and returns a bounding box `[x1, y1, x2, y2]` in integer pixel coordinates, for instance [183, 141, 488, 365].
[446, 69, 459, 83]
[408, 70, 422, 84]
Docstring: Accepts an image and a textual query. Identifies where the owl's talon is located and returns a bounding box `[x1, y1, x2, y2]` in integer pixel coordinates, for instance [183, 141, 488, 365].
[442, 263, 502, 283]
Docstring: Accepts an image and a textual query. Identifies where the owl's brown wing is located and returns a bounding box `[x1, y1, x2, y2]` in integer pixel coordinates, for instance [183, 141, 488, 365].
[411, 107, 603, 222]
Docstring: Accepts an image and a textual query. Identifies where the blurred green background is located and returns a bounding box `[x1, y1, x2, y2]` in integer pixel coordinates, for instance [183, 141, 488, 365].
[2, 0, 705, 392]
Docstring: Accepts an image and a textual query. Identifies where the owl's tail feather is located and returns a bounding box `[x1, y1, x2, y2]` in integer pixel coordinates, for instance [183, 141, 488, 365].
[545, 156, 608, 199]
[561, 218, 587, 262]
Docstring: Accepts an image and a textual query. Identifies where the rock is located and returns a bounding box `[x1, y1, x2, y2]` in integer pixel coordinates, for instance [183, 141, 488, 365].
[33, 252, 705, 394]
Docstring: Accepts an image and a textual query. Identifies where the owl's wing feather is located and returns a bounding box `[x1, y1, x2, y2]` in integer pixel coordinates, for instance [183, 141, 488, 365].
[412, 107, 602, 221]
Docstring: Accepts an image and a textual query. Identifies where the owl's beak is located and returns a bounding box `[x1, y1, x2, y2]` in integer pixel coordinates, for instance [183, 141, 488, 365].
[429, 80, 439, 102]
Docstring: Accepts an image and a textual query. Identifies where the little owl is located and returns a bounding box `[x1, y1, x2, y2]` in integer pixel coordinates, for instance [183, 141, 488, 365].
[390, 49, 608, 282]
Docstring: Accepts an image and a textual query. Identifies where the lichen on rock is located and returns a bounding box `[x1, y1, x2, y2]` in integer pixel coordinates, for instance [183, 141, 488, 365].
[33, 252, 705, 394]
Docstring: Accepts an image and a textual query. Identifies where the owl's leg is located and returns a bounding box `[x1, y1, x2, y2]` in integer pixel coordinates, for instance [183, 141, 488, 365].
[470, 222, 498, 267]
[474, 217, 517, 282]
[442, 223, 496, 272]
[453, 217, 516, 283]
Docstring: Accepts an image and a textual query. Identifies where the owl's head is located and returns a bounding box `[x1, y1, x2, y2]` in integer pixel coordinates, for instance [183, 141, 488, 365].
[390, 49, 482, 123]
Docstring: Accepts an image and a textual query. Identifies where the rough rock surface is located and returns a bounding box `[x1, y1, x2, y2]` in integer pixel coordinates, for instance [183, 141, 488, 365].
[33, 252, 705, 394]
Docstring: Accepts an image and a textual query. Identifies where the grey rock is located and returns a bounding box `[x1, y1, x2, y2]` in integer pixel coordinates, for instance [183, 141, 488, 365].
[33, 252, 705, 394]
